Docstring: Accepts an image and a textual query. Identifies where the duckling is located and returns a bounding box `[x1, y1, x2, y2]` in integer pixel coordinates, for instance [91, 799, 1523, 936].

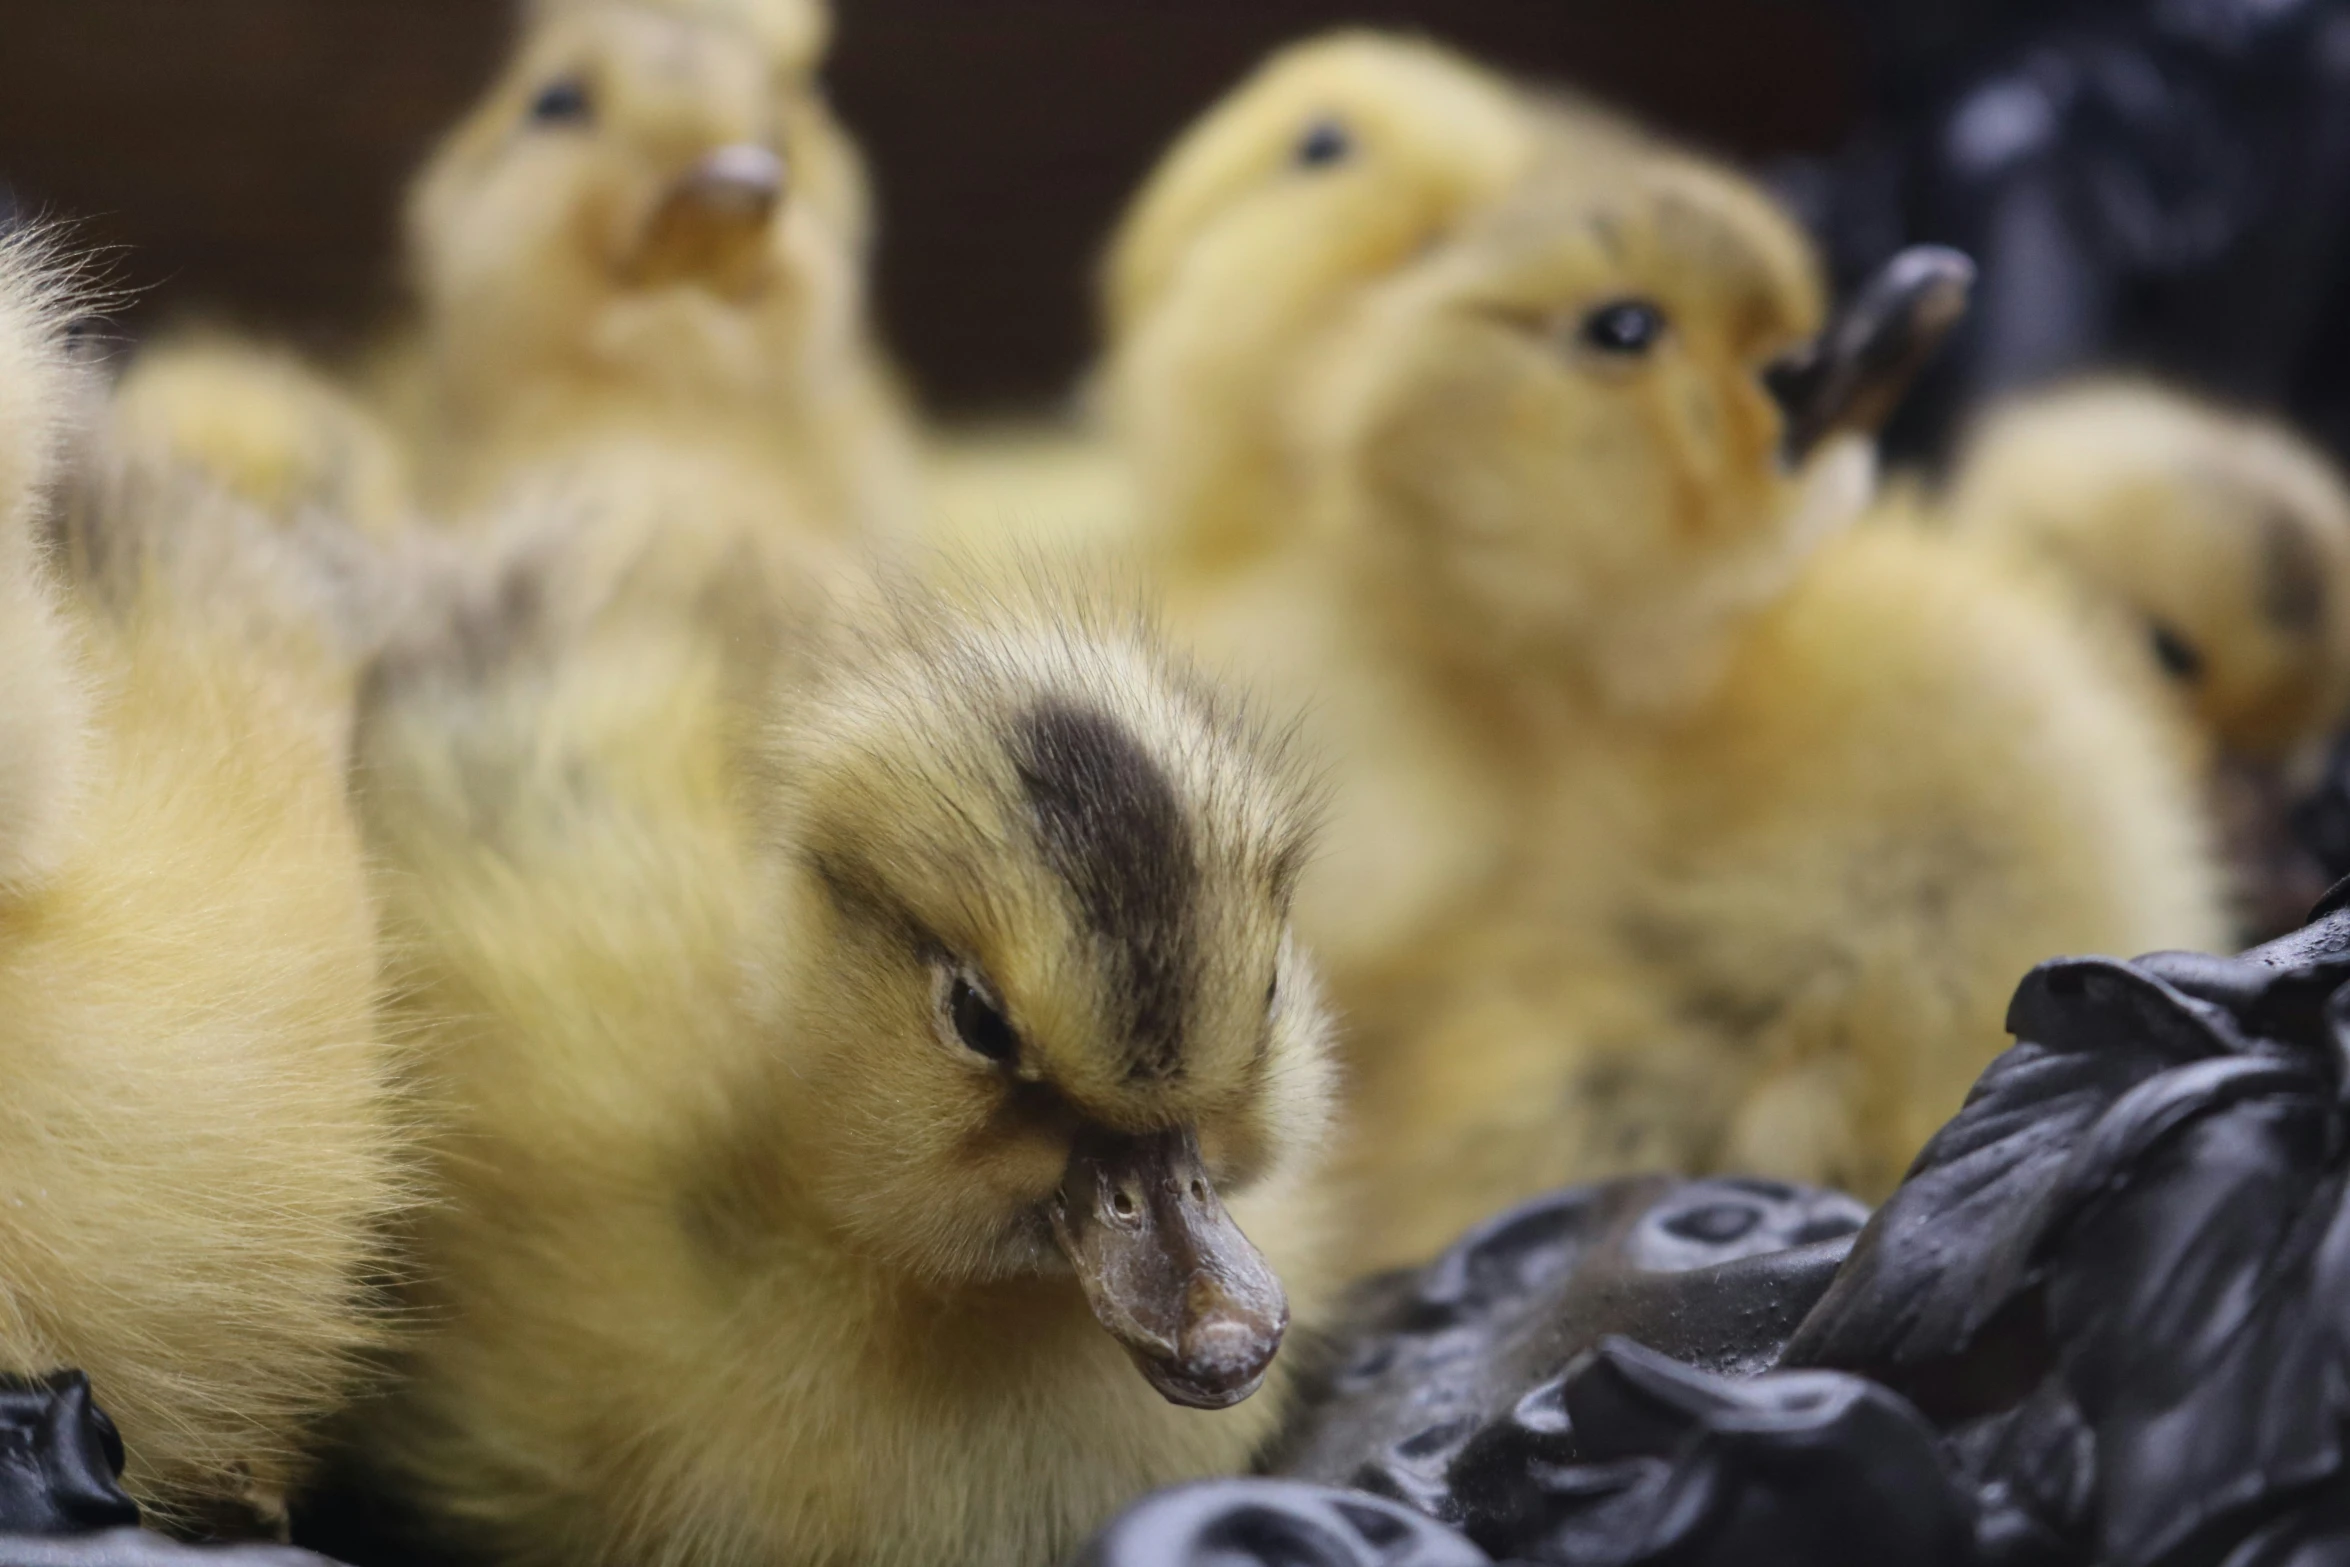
[349, 515, 1338, 1565]
[1943, 379, 2350, 766]
[920, 31, 1556, 577]
[109, 333, 416, 540]
[1093, 37, 1681, 993]
[1291, 157, 2226, 1260]
[391, 0, 916, 545]
[0, 236, 399, 1531]
[1101, 31, 1595, 581]
[1939, 379, 2350, 935]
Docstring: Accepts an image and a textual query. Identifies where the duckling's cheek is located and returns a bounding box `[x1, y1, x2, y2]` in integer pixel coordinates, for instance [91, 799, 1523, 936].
[1194, 1117, 1273, 1196]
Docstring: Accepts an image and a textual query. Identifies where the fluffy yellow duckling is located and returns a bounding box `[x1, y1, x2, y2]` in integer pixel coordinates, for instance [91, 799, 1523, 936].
[109, 334, 417, 540]
[1295, 162, 2226, 1263]
[390, 0, 915, 543]
[1092, 37, 1680, 995]
[1940, 380, 2350, 932]
[1945, 379, 2350, 764]
[350, 517, 1338, 1565]
[0, 238, 399, 1531]
[1100, 31, 1605, 581]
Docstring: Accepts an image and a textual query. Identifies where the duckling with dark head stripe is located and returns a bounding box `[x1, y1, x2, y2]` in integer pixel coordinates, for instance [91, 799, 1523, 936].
[353, 531, 1335, 1566]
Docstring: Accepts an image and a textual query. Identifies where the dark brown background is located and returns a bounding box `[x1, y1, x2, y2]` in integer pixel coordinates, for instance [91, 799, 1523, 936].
[0, 0, 1863, 412]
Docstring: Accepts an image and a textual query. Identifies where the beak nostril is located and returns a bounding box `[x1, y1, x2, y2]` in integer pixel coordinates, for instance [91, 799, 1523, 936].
[1189, 1179, 1208, 1203]
[1111, 1189, 1137, 1221]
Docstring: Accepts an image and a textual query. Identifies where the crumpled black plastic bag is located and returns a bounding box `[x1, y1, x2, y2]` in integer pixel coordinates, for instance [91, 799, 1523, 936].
[0, 1376, 138, 1538]
[1455, 1338, 1977, 1567]
[1067, 1480, 1488, 1567]
[0, 1372, 340, 1567]
[1786, 0, 2350, 467]
[1278, 1177, 1868, 1508]
[1786, 896, 2350, 1566]
[1080, 1343, 1979, 1567]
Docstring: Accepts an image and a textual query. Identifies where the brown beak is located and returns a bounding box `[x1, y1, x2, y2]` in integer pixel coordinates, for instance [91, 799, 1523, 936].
[1762, 244, 1974, 466]
[1051, 1126, 1287, 1410]
[622, 143, 787, 297]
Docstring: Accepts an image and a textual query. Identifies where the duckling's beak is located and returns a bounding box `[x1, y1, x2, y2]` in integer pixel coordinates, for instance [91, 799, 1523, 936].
[1051, 1126, 1287, 1410]
[622, 143, 787, 297]
[1763, 245, 1975, 466]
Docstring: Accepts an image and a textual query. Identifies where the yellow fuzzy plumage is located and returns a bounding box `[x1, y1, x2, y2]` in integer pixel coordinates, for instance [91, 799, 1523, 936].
[391, 0, 915, 543]
[0, 235, 401, 1532]
[349, 499, 1340, 1565]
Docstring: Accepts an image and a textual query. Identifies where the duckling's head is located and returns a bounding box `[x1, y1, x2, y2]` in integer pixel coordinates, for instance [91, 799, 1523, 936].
[408, 0, 866, 420]
[751, 590, 1332, 1409]
[1103, 32, 1556, 344]
[1299, 145, 1967, 707]
[1946, 380, 2350, 763]
[1099, 32, 1563, 561]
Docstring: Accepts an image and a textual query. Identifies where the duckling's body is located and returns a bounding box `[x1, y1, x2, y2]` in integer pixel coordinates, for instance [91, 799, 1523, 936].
[1635, 524, 2218, 1179]
[0, 240, 398, 1530]
[394, 0, 916, 545]
[1940, 379, 2350, 936]
[353, 505, 1336, 1565]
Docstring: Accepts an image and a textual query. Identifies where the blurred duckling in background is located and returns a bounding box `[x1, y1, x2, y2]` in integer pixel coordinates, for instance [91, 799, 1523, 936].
[351, 519, 1338, 1565]
[1101, 31, 1595, 582]
[1299, 161, 2226, 1262]
[0, 237, 399, 1531]
[1941, 378, 2350, 935]
[930, 31, 1560, 569]
[1091, 34, 1666, 994]
[388, 0, 916, 543]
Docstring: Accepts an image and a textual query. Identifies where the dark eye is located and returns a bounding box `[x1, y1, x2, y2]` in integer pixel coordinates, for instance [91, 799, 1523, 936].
[950, 975, 1020, 1065]
[1294, 117, 1352, 170]
[2151, 621, 2205, 683]
[529, 76, 594, 126]
[1580, 298, 1669, 356]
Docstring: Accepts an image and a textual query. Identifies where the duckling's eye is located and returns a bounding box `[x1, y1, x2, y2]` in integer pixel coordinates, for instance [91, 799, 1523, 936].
[949, 976, 1021, 1065]
[528, 77, 595, 127]
[1293, 117, 1352, 170]
[1579, 298, 1669, 356]
[2151, 621, 2206, 683]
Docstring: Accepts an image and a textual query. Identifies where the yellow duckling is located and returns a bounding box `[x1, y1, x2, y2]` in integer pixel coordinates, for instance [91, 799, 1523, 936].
[389, 0, 915, 542]
[1940, 379, 2350, 934]
[1295, 159, 2226, 1263]
[1089, 36, 1677, 996]
[0, 238, 399, 1531]
[349, 516, 1338, 1565]
[1100, 31, 1606, 582]
[926, 32, 1561, 573]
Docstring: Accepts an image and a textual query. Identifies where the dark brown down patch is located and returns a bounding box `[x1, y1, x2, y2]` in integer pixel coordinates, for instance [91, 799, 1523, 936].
[1013, 700, 1198, 1079]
